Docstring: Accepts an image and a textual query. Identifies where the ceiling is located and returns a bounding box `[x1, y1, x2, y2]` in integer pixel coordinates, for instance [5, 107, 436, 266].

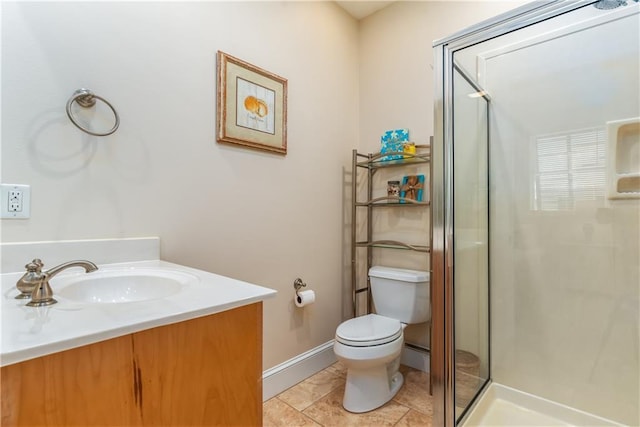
[335, 1, 395, 20]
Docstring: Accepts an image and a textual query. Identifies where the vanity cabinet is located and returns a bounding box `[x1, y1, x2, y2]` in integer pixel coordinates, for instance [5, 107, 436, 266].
[1, 302, 262, 426]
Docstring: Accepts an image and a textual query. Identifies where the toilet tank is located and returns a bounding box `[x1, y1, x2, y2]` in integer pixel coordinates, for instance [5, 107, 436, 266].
[368, 266, 430, 324]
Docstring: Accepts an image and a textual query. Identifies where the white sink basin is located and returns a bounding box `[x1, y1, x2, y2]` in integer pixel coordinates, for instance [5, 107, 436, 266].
[56, 269, 198, 304]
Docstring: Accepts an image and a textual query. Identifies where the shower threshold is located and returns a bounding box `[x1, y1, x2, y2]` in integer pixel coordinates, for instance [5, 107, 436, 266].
[462, 383, 625, 427]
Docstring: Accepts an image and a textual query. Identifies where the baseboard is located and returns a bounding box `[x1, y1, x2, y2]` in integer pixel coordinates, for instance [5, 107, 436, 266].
[401, 344, 430, 373]
[262, 340, 430, 401]
[262, 340, 337, 401]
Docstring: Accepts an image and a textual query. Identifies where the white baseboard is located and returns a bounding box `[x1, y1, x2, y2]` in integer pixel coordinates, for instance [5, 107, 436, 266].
[263, 340, 337, 401]
[262, 340, 430, 402]
[401, 345, 430, 373]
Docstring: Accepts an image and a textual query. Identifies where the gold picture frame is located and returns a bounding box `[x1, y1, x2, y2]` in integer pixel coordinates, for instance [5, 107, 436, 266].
[217, 51, 288, 155]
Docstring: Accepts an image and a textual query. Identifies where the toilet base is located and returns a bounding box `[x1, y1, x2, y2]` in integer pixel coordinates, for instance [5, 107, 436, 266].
[342, 359, 404, 413]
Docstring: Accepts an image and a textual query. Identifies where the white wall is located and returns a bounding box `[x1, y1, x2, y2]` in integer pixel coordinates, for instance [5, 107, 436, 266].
[1, 1, 358, 370]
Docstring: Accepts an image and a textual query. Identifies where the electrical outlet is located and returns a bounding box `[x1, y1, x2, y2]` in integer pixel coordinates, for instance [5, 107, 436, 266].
[1, 184, 30, 219]
[8, 189, 23, 212]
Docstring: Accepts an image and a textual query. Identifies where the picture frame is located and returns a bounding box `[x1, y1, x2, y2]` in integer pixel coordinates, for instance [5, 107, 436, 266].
[400, 174, 425, 202]
[217, 51, 288, 155]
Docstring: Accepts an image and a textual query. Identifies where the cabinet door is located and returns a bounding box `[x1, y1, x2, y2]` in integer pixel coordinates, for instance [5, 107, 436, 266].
[1, 303, 263, 427]
[133, 302, 263, 426]
[1, 334, 138, 426]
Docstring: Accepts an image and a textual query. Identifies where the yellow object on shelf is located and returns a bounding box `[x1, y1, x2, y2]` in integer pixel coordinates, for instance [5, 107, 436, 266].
[403, 142, 416, 157]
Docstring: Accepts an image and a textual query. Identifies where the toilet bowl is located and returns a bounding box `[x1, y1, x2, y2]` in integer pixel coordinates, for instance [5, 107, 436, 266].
[334, 313, 406, 413]
[333, 266, 430, 413]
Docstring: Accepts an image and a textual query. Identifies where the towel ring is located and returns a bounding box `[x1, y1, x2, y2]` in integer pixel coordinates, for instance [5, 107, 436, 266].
[66, 88, 119, 136]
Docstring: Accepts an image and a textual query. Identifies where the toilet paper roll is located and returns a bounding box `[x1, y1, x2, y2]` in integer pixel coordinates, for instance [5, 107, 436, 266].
[295, 290, 315, 308]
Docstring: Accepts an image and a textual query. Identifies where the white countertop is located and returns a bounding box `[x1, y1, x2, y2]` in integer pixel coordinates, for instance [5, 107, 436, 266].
[1, 259, 276, 367]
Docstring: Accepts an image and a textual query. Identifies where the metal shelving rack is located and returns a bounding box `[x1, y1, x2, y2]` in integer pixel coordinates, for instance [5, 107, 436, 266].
[350, 144, 432, 317]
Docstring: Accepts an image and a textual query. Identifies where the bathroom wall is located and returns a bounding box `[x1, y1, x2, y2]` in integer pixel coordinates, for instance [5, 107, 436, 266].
[1, 0, 529, 374]
[0, 1, 358, 370]
[357, 0, 525, 349]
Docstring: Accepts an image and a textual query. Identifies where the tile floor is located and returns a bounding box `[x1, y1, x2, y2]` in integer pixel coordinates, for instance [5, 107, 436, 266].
[263, 361, 433, 427]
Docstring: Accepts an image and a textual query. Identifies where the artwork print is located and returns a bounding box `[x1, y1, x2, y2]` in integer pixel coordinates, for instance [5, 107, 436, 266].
[236, 78, 275, 135]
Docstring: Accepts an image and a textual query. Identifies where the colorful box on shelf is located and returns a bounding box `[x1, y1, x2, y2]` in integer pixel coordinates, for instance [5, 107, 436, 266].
[380, 129, 409, 161]
[400, 174, 425, 202]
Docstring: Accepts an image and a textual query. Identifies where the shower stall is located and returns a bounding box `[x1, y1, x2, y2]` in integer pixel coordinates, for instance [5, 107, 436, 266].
[431, 1, 639, 425]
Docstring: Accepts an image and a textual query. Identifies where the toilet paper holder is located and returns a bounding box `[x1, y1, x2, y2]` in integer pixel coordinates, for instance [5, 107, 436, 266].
[293, 278, 306, 296]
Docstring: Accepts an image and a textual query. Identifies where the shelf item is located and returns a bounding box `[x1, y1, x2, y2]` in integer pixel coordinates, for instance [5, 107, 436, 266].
[350, 143, 432, 318]
[400, 175, 425, 203]
[387, 180, 401, 199]
[380, 129, 410, 161]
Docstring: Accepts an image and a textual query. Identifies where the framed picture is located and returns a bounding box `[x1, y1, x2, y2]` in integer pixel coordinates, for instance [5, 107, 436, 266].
[400, 174, 425, 202]
[217, 51, 288, 155]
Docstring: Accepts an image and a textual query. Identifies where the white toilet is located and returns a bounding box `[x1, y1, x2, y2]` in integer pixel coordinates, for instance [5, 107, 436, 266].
[334, 266, 430, 413]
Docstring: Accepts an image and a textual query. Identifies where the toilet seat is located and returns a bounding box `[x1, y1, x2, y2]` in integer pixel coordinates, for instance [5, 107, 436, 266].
[336, 314, 402, 347]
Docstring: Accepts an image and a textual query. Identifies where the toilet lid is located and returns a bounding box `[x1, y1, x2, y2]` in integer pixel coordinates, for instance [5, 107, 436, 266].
[335, 314, 402, 347]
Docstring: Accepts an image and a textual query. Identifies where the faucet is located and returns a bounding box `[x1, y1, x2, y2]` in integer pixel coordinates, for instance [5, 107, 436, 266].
[16, 259, 98, 307]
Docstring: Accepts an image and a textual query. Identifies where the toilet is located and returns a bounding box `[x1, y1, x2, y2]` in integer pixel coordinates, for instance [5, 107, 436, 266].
[334, 266, 430, 413]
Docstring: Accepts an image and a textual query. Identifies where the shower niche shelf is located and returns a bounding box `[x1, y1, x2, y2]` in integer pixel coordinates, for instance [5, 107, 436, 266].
[350, 144, 431, 316]
[607, 117, 640, 199]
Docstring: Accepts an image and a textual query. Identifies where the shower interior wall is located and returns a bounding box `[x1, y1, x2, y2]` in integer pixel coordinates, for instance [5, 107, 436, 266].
[454, 4, 639, 424]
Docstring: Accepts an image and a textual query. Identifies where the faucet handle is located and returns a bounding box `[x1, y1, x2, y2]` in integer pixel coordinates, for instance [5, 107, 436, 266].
[26, 259, 44, 272]
[15, 259, 46, 299]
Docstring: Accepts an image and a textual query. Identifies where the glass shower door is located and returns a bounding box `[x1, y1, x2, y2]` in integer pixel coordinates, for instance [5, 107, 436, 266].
[452, 65, 490, 422]
[437, 3, 639, 425]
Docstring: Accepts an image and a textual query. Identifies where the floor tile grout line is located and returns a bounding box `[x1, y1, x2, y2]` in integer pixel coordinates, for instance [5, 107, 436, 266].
[274, 369, 344, 412]
[392, 406, 413, 427]
[275, 389, 340, 413]
[271, 396, 325, 426]
[265, 363, 433, 427]
[391, 396, 432, 417]
[299, 405, 326, 427]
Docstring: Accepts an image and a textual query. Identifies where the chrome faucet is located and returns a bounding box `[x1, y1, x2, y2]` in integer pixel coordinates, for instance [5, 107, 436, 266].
[15, 259, 98, 307]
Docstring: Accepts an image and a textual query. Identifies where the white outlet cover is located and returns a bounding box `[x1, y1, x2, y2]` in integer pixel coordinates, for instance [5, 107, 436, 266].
[1, 184, 30, 219]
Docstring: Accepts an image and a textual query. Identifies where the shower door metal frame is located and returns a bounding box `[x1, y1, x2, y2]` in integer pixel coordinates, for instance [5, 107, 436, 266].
[431, 1, 595, 425]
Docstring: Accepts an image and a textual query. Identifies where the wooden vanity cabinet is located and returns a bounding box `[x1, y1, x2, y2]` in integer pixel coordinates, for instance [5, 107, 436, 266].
[1, 302, 263, 426]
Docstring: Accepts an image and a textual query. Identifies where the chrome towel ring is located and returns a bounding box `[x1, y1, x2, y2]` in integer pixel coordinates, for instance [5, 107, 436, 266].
[65, 88, 119, 136]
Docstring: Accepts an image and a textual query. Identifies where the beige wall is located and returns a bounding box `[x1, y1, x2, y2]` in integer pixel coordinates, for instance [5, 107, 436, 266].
[1, 1, 358, 370]
[358, 0, 526, 154]
[358, 0, 525, 348]
[2, 1, 526, 371]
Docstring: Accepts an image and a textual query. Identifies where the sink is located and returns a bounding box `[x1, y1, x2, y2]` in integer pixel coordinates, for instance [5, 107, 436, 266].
[56, 268, 198, 304]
